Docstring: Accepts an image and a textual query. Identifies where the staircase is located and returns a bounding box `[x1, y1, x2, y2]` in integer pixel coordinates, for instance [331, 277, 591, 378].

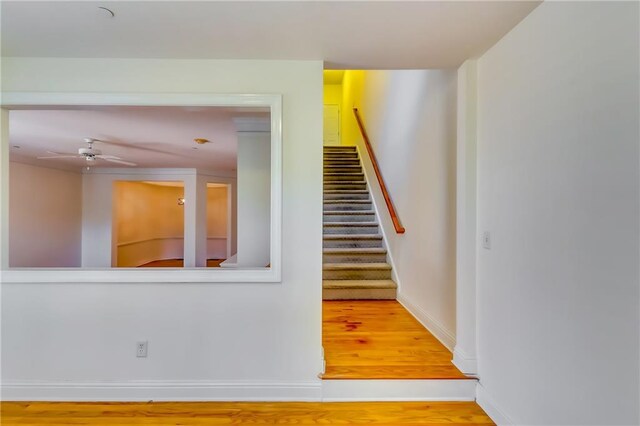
[323, 146, 397, 300]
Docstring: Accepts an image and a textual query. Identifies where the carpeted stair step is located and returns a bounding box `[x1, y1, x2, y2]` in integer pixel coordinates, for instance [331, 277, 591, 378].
[323, 211, 376, 223]
[324, 150, 358, 156]
[324, 152, 358, 156]
[323, 222, 379, 234]
[322, 145, 397, 301]
[323, 164, 362, 169]
[323, 200, 372, 211]
[324, 177, 367, 184]
[324, 161, 362, 168]
[324, 156, 359, 163]
[323, 190, 370, 201]
[324, 164, 362, 173]
[323, 248, 387, 264]
[324, 146, 356, 151]
[322, 158, 361, 167]
[323, 262, 392, 280]
[322, 279, 397, 300]
[324, 183, 367, 191]
[324, 156, 360, 162]
[323, 173, 365, 182]
[323, 234, 384, 248]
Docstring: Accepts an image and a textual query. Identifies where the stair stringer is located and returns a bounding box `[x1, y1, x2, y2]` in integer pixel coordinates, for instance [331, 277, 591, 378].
[351, 144, 402, 292]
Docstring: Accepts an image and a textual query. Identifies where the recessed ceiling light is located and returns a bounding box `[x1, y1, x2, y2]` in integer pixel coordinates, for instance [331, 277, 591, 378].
[194, 138, 210, 145]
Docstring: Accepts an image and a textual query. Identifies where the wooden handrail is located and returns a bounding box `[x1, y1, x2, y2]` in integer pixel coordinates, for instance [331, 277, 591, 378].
[353, 108, 405, 234]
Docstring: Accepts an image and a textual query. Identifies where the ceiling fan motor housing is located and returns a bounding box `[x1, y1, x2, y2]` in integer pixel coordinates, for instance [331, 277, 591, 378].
[79, 147, 101, 156]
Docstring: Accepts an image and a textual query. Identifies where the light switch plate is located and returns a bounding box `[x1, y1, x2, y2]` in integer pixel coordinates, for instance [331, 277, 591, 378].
[482, 231, 491, 249]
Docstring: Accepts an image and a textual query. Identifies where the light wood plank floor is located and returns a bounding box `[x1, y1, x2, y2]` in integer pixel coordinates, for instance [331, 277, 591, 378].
[137, 259, 225, 268]
[0, 401, 494, 425]
[322, 300, 468, 379]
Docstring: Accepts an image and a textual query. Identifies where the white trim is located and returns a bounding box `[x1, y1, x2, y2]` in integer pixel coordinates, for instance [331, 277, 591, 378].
[322, 379, 476, 402]
[226, 182, 233, 259]
[476, 383, 515, 426]
[0, 268, 274, 284]
[1, 379, 480, 403]
[0, 109, 9, 270]
[1, 379, 480, 402]
[452, 347, 478, 377]
[0, 92, 282, 283]
[1, 381, 321, 402]
[86, 167, 235, 179]
[397, 292, 456, 351]
[353, 144, 402, 287]
[1, 92, 275, 108]
[455, 59, 479, 375]
[233, 116, 271, 133]
[117, 236, 184, 248]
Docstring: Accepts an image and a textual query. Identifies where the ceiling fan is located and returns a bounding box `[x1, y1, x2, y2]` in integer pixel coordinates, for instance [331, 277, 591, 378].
[37, 138, 137, 167]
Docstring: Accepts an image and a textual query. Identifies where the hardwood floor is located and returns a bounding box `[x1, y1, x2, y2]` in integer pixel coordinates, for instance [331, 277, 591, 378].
[322, 300, 468, 379]
[0, 303, 489, 425]
[138, 259, 225, 267]
[0, 401, 494, 425]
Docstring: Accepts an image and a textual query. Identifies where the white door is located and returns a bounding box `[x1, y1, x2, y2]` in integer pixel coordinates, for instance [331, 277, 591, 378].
[323, 105, 340, 146]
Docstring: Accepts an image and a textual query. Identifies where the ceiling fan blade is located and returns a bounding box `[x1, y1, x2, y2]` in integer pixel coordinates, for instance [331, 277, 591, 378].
[95, 154, 122, 160]
[46, 150, 78, 156]
[37, 155, 82, 159]
[102, 158, 137, 166]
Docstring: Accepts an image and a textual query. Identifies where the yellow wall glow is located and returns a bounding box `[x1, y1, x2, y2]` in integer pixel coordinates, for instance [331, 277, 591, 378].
[340, 70, 365, 146]
[323, 70, 346, 145]
[323, 84, 342, 105]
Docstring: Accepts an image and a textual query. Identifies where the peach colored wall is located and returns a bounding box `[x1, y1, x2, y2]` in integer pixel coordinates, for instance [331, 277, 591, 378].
[113, 181, 184, 266]
[9, 162, 82, 267]
[207, 186, 227, 236]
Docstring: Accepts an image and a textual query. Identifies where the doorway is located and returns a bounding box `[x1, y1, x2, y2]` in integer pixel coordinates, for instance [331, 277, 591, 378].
[323, 105, 341, 146]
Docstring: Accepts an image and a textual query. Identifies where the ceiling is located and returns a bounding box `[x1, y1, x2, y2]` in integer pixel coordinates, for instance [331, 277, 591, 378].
[1, 1, 541, 69]
[8, 107, 269, 173]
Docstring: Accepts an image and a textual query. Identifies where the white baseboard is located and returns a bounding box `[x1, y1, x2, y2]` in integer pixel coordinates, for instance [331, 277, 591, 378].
[2, 379, 478, 403]
[476, 383, 515, 426]
[322, 379, 476, 402]
[452, 347, 478, 376]
[397, 292, 456, 351]
[1, 381, 322, 402]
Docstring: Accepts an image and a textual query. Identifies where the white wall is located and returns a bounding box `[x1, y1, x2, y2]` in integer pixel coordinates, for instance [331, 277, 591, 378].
[9, 161, 82, 267]
[346, 70, 458, 348]
[0, 59, 323, 400]
[236, 131, 271, 267]
[475, 2, 639, 424]
[206, 185, 229, 260]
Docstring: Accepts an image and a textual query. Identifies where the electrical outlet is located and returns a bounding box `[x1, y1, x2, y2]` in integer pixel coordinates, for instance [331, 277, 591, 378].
[482, 231, 491, 249]
[136, 341, 148, 358]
